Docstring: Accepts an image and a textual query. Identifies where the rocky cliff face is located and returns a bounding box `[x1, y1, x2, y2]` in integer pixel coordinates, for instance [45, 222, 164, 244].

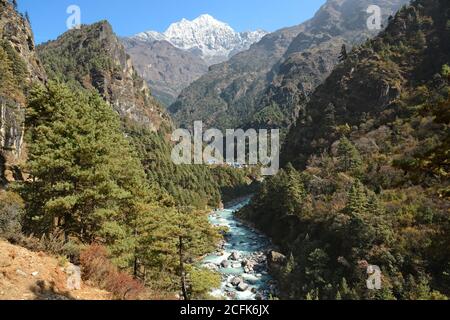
[0, 0, 46, 185]
[169, 0, 409, 131]
[37, 21, 171, 132]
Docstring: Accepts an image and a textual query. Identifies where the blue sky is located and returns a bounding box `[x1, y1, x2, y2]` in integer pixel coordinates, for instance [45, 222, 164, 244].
[19, 0, 326, 44]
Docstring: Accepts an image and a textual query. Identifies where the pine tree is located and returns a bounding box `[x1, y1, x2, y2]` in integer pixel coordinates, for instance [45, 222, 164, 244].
[282, 164, 307, 216]
[367, 193, 384, 216]
[324, 103, 336, 130]
[0, 43, 25, 101]
[136, 205, 219, 294]
[337, 137, 363, 173]
[346, 180, 367, 216]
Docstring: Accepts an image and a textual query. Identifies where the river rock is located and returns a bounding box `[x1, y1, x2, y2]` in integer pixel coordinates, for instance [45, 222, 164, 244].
[231, 277, 243, 286]
[237, 282, 249, 292]
[221, 260, 230, 268]
[230, 252, 240, 261]
[227, 292, 237, 299]
[232, 263, 241, 269]
[204, 263, 219, 271]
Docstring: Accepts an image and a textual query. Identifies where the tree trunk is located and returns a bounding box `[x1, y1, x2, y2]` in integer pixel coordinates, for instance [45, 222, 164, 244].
[179, 236, 189, 300]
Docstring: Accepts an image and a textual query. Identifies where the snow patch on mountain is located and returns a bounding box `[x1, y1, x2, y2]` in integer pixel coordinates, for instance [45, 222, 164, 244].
[133, 14, 268, 65]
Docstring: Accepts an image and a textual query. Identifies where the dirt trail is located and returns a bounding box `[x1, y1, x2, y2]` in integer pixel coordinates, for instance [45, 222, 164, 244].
[0, 239, 111, 300]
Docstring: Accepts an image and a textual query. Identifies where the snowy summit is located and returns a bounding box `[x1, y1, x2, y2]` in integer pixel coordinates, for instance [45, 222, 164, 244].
[133, 14, 267, 65]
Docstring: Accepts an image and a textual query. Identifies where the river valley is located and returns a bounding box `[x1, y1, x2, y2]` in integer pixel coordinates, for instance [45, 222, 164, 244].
[201, 198, 277, 300]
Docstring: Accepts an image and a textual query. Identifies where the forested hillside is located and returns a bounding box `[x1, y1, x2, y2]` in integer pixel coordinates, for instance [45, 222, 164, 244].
[239, 0, 450, 300]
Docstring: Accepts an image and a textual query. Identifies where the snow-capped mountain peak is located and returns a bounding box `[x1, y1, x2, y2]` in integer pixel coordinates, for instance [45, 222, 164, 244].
[133, 15, 268, 65]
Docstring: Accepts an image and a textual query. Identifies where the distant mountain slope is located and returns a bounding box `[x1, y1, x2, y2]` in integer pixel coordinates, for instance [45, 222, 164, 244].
[122, 37, 208, 106]
[169, 22, 304, 130]
[37, 21, 171, 132]
[123, 14, 266, 106]
[170, 0, 409, 131]
[254, 0, 409, 130]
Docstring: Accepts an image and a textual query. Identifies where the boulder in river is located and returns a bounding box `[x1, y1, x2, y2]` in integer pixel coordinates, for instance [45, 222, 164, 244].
[203, 263, 219, 271]
[231, 277, 243, 286]
[221, 260, 230, 268]
[237, 282, 249, 292]
[230, 251, 240, 261]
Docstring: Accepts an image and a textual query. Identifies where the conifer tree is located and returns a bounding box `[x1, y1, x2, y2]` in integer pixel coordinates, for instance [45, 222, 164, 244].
[283, 164, 307, 216]
[346, 180, 368, 216]
[135, 205, 219, 294]
[337, 137, 363, 173]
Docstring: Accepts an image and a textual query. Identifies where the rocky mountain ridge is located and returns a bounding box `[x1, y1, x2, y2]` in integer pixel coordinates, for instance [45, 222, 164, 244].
[169, 0, 409, 131]
[37, 21, 171, 132]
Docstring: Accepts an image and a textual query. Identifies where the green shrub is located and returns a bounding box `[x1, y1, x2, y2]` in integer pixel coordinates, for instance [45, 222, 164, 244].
[0, 191, 24, 238]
